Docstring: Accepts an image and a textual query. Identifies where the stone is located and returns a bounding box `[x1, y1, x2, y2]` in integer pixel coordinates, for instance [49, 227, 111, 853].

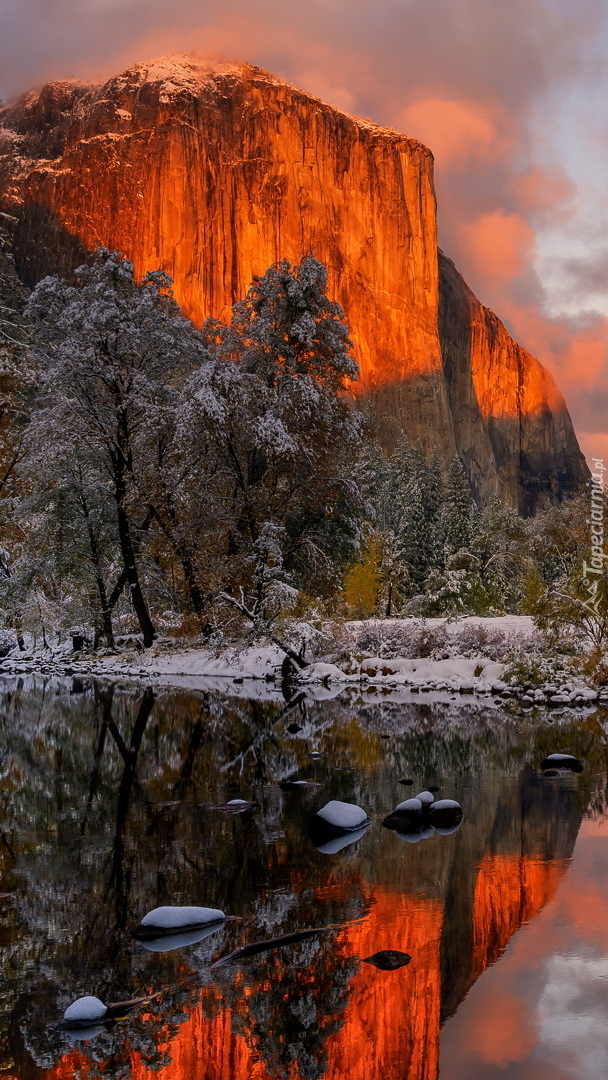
[363, 950, 412, 970]
[64, 997, 107, 1023]
[383, 798, 424, 833]
[134, 905, 226, 939]
[414, 791, 435, 807]
[316, 800, 369, 831]
[427, 799, 463, 829]
[540, 753, 583, 773]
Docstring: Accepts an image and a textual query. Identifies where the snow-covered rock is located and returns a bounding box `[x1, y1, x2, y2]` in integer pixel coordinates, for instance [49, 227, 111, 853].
[64, 996, 107, 1023]
[427, 799, 463, 828]
[382, 798, 424, 833]
[316, 801, 369, 831]
[395, 798, 423, 814]
[135, 905, 225, 937]
[414, 791, 435, 807]
[298, 662, 352, 684]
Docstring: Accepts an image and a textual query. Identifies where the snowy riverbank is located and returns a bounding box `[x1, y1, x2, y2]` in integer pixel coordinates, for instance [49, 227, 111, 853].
[0, 615, 605, 709]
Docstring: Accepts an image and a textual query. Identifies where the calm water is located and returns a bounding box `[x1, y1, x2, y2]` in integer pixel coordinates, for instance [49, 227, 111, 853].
[0, 677, 606, 1080]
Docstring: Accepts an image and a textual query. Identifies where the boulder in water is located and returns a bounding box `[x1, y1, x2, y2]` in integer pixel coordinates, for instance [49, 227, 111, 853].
[382, 797, 424, 833]
[309, 800, 371, 849]
[133, 905, 226, 941]
[363, 950, 412, 970]
[540, 753, 583, 773]
[64, 996, 107, 1024]
[414, 790, 435, 807]
[427, 799, 463, 829]
[61, 993, 150, 1032]
[316, 801, 369, 831]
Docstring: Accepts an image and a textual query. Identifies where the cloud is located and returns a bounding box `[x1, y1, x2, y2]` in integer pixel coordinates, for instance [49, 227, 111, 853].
[553, 247, 608, 306]
[459, 210, 536, 291]
[400, 97, 512, 170]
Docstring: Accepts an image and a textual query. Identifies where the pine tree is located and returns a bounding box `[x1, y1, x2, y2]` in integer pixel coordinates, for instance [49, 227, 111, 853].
[224, 256, 359, 389]
[441, 456, 475, 557]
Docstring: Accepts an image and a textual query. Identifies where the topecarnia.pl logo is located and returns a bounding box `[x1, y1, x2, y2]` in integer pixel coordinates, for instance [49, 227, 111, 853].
[582, 459, 606, 614]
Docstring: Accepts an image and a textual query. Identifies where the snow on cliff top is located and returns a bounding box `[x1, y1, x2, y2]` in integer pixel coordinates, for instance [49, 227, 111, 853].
[123, 53, 253, 92]
[119, 54, 428, 144]
[97, 53, 288, 103]
[6, 52, 430, 152]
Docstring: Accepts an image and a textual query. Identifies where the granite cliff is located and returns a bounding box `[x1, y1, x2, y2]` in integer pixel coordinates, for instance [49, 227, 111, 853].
[0, 55, 589, 511]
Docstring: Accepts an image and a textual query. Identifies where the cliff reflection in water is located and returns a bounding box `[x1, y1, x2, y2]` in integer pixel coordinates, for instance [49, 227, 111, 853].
[0, 678, 599, 1080]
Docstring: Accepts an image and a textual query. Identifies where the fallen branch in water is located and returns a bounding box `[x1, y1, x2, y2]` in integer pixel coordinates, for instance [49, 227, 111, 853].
[210, 926, 330, 968]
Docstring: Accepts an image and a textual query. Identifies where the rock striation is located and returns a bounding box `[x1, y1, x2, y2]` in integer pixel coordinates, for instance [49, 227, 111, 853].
[0, 54, 588, 510]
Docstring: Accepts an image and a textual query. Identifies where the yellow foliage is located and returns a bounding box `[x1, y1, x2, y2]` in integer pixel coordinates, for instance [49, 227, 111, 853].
[343, 537, 382, 617]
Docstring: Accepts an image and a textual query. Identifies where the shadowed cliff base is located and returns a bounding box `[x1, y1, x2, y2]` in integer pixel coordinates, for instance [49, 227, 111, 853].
[438, 252, 589, 513]
[0, 55, 590, 511]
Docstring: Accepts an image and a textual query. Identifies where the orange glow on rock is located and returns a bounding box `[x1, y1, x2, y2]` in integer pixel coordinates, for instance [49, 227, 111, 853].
[472, 853, 567, 978]
[0, 56, 589, 508]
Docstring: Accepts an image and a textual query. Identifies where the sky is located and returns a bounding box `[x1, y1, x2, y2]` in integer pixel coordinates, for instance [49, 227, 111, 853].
[1, 0, 608, 462]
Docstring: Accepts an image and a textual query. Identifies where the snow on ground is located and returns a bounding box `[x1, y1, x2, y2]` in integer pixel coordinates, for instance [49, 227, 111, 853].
[79, 640, 508, 693]
[346, 615, 536, 638]
[1, 615, 604, 707]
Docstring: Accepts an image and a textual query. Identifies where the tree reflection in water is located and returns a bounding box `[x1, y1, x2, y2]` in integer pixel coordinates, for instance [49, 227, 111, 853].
[0, 676, 602, 1079]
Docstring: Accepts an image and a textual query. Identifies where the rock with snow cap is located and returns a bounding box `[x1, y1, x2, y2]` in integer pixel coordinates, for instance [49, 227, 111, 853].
[133, 905, 226, 941]
[540, 753, 583, 773]
[427, 799, 463, 829]
[61, 993, 150, 1032]
[414, 791, 435, 807]
[63, 997, 107, 1024]
[309, 800, 372, 848]
[316, 801, 369, 831]
[382, 797, 424, 833]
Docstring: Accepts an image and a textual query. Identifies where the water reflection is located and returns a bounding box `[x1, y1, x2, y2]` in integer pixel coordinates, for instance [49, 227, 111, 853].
[0, 677, 604, 1079]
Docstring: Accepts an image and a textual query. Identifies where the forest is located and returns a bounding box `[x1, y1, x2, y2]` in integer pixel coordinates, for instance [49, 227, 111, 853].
[0, 243, 605, 654]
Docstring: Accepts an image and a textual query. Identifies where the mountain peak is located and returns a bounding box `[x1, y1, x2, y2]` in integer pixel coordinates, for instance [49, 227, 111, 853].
[0, 54, 588, 510]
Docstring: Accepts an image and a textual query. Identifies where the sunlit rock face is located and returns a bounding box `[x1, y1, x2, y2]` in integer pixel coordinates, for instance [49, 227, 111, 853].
[0, 54, 588, 510]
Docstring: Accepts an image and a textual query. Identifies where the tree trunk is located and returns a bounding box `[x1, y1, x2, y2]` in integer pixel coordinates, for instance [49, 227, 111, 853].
[113, 479, 155, 648]
[78, 471, 116, 649]
[149, 496, 207, 627]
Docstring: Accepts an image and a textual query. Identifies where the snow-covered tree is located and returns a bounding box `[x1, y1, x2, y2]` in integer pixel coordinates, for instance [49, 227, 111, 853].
[0, 222, 36, 563]
[441, 456, 475, 557]
[183, 257, 364, 597]
[26, 249, 209, 645]
[221, 256, 359, 390]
